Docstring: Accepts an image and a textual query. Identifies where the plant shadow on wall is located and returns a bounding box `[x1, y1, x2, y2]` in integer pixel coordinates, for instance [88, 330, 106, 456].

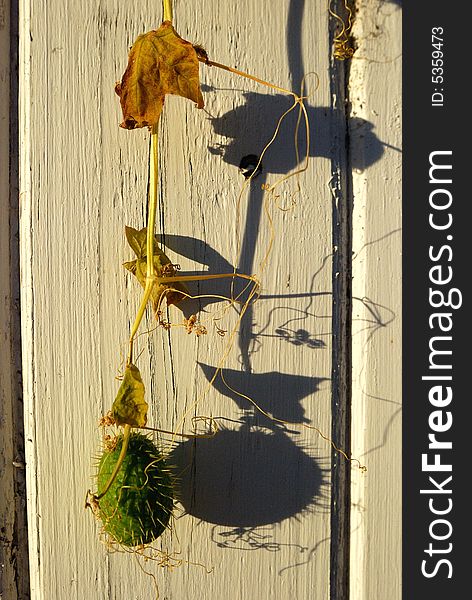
[162, 101, 333, 550]
[163, 129, 318, 550]
[163, 80, 391, 553]
[203, 89, 386, 174]
[169, 418, 329, 546]
[165, 285, 395, 550]
[164, 0, 389, 552]
[164, 240, 332, 550]
[197, 88, 390, 371]
[161, 231, 334, 551]
[161, 232, 327, 350]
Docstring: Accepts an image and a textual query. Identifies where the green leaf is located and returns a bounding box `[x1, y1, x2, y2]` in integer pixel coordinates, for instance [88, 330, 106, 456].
[125, 225, 146, 258]
[123, 226, 188, 311]
[125, 226, 167, 262]
[111, 364, 148, 428]
[115, 21, 204, 130]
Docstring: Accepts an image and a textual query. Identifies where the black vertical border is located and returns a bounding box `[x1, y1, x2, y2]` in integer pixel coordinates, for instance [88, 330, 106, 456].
[404, 3, 467, 598]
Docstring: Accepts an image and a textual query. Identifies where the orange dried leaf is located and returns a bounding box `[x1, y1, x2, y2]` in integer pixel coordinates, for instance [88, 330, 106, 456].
[116, 21, 204, 130]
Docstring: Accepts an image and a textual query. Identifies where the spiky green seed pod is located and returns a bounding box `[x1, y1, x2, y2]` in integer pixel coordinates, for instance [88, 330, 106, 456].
[97, 432, 174, 547]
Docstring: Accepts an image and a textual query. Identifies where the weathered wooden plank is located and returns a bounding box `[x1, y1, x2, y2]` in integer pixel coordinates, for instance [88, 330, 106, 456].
[20, 1, 336, 598]
[1, 0, 29, 597]
[349, 2, 402, 599]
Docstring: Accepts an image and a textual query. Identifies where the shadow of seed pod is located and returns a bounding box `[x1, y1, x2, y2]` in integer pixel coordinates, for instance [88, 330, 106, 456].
[169, 429, 324, 528]
[96, 432, 174, 547]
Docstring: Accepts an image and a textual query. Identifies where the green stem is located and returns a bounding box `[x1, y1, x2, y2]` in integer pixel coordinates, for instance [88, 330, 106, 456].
[146, 125, 159, 281]
[163, 0, 173, 22]
[127, 122, 160, 365]
[127, 285, 154, 365]
[95, 424, 132, 500]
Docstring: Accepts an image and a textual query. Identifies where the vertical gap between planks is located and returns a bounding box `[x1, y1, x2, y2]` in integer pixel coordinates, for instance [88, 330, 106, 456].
[0, 0, 30, 597]
[329, 1, 354, 598]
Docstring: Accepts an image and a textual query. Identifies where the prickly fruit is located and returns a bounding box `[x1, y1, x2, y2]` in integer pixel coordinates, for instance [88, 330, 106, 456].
[96, 432, 173, 546]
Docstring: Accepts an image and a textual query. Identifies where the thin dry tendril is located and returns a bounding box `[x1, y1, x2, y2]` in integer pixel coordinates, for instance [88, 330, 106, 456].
[329, 0, 355, 60]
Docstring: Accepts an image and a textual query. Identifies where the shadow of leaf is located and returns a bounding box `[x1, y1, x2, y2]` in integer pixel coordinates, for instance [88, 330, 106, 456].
[204, 92, 385, 172]
[198, 362, 328, 424]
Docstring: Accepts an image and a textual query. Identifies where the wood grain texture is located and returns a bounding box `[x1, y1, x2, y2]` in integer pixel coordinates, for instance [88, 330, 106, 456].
[20, 1, 336, 598]
[349, 2, 402, 599]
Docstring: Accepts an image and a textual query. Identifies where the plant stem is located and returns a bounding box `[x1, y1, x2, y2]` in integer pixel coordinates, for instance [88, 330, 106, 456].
[147, 125, 159, 282]
[127, 122, 160, 365]
[95, 424, 132, 500]
[157, 272, 256, 284]
[163, 0, 173, 22]
[201, 58, 297, 98]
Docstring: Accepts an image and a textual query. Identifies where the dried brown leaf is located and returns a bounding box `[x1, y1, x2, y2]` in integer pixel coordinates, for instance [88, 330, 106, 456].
[116, 21, 204, 129]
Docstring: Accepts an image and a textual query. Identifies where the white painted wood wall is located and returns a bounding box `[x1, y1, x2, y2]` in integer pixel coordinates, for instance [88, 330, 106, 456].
[349, 2, 402, 599]
[2, 0, 401, 598]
